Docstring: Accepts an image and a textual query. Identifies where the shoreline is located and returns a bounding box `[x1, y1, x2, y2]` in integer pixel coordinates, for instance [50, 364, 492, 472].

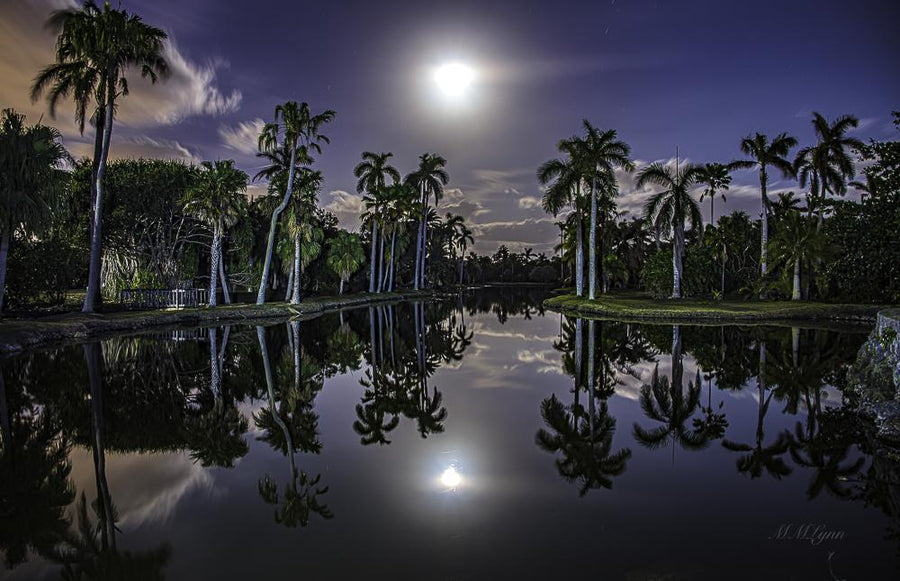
[0, 290, 436, 356]
[544, 294, 888, 326]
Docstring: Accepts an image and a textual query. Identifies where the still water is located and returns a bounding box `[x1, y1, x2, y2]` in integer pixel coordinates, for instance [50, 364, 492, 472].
[1, 289, 897, 580]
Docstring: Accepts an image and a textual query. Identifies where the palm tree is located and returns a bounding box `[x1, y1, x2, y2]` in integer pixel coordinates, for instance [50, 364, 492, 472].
[722, 341, 793, 480]
[698, 162, 732, 227]
[405, 153, 450, 290]
[283, 170, 323, 304]
[769, 210, 828, 300]
[448, 214, 474, 284]
[538, 141, 587, 296]
[535, 394, 631, 496]
[32, 0, 169, 313]
[638, 161, 704, 298]
[796, 113, 864, 223]
[379, 184, 416, 291]
[354, 152, 401, 293]
[0, 110, 70, 313]
[182, 160, 248, 307]
[574, 122, 634, 299]
[256, 101, 335, 304]
[731, 133, 797, 284]
[326, 231, 364, 294]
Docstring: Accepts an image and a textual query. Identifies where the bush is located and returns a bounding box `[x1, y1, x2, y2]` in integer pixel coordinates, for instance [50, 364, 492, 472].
[529, 264, 557, 283]
[639, 246, 718, 299]
[6, 235, 86, 308]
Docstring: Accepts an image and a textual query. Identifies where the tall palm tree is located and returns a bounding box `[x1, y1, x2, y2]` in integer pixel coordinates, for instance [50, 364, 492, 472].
[538, 140, 587, 296]
[0, 109, 70, 313]
[283, 170, 323, 304]
[574, 122, 634, 300]
[769, 210, 828, 300]
[405, 153, 449, 290]
[797, 113, 864, 224]
[32, 0, 169, 313]
[326, 231, 364, 295]
[638, 162, 704, 298]
[448, 214, 474, 284]
[182, 160, 248, 307]
[256, 101, 335, 304]
[698, 162, 732, 228]
[354, 152, 401, 293]
[731, 133, 797, 283]
[379, 183, 416, 291]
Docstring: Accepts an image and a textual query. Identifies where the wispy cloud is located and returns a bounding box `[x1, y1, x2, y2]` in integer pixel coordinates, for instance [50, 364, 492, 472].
[219, 118, 265, 155]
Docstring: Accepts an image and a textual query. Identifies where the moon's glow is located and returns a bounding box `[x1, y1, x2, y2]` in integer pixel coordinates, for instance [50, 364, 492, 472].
[440, 466, 462, 488]
[434, 63, 474, 95]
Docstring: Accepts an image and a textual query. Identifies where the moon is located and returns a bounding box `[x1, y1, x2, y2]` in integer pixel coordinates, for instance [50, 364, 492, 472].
[434, 63, 474, 96]
[440, 466, 462, 488]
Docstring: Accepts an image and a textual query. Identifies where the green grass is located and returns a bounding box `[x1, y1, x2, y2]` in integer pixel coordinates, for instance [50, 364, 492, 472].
[544, 292, 888, 323]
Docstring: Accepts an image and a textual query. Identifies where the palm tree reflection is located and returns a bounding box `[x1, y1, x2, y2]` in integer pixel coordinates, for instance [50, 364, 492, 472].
[254, 325, 333, 528]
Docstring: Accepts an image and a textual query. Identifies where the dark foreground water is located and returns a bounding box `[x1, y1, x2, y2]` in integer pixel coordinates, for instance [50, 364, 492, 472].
[1, 289, 898, 580]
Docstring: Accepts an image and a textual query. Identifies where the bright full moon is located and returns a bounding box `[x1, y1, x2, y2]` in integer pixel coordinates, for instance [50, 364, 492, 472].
[440, 466, 462, 489]
[434, 63, 474, 96]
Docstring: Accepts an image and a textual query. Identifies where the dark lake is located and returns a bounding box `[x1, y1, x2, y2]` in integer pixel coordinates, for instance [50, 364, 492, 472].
[1, 289, 898, 580]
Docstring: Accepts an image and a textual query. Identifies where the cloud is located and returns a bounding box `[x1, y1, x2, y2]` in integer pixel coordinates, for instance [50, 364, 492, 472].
[518, 195, 542, 210]
[65, 134, 201, 163]
[219, 118, 265, 155]
[323, 190, 364, 230]
[0, 0, 241, 134]
[472, 217, 558, 253]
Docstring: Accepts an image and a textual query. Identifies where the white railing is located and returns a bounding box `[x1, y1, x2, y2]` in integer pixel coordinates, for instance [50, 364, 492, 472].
[118, 288, 209, 309]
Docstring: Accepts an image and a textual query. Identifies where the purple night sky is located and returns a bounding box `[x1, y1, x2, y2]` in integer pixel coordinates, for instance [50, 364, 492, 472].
[2, 0, 897, 253]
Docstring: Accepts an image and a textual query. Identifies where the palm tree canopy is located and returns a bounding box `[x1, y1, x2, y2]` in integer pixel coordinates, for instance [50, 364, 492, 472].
[182, 160, 248, 232]
[637, 162, 705, 235]
[326, 231, 365, 281]
[405, 153, 449, 203]
[353, 151, 401, 194]
[0, 109, 71, 229]
[258, 101, 336, 161]
[732, 132, 798, 179]
[31, 0, 170, 133]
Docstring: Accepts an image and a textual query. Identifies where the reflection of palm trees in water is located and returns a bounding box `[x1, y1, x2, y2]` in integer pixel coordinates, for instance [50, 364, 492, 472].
[187, 326, 249, 468]
[722, 341, 792, 480]
[633, 326, 708, 462]
[51, 342, 171, 578]
[354, 302, 452, 444]
[0, 362, 75, 569]
[537, 318, 632, 495]
[255, 325, 332, 528]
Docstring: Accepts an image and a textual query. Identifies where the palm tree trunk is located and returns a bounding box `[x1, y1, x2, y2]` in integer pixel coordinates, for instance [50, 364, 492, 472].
[209, 327, 221, 398]
[339, 278, 344, 295]
[0, 225, 10, 313]
[720, 250, 726, 296]
[218, 256, 231, 304]
[672, 325, 683, 390]
[414, 184, 425, 290]
[209, 229, 221, 307]
[420, 209, 429, 289]
[710, 196, 715, 227]
[587, 319, 596, 424]
[257, 140, 299, 304]
[291, 237, 302, 304]
[759, 166, 769, 283]
[377, 229, 386, 292]
[574, 317, 583, 402]
[672, 223, 684, 299]
[83, 90, 116, 313]
[792, 258, 801, 301]
[368, 221, 378, 293]
[284, 260, 294, 302]
[84, 341, 116, 550]
[388, 230, 397, 291]
[588, 174, 598, 300]
[576, 208, 584, 297]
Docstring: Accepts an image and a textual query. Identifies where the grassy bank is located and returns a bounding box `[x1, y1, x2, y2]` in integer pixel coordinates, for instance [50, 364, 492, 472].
[0, 290, 434, 355]
[544, 293, 887, 324]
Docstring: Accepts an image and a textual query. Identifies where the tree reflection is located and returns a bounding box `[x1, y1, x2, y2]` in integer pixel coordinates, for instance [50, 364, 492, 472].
[254, 325, 332, 528]
[633, 326, 708, 460]
[0, 362, 75, 569]
[722, 341, 792, 480]
[186, 326, 249, 468]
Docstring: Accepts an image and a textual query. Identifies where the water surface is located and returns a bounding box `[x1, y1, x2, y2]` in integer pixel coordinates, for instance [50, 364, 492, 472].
[1, 289, 897, 579]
